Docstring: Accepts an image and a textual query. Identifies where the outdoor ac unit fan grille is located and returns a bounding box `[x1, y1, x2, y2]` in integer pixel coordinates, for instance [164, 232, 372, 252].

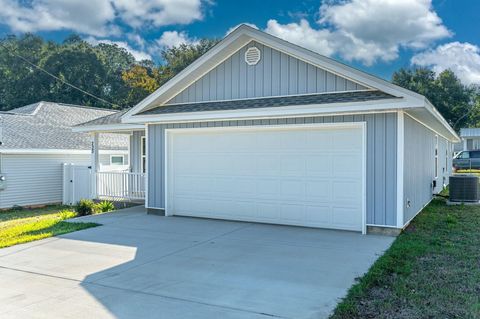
[449, 175, 480, 202]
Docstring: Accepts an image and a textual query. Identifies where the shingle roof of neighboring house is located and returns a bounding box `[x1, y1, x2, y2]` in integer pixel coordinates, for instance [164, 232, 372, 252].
[76, 109, 129, 127]
[138, 90, 398, 115]
[460, 128, 480, 138]
[0, 102, 128, 150]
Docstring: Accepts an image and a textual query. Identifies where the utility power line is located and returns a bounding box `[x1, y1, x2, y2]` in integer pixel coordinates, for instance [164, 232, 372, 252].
[0, 42, 119, 108]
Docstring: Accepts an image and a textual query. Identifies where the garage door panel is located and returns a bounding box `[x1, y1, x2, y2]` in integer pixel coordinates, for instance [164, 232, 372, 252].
[168, 125, 364, 231]
[332, 206, 362, 229]
[306, 155, 334, 177]
[305, 205, 333, 224]
[333, 130, 363, 149]
[280, 180, 305, 200]
[305, 180, 332, 201]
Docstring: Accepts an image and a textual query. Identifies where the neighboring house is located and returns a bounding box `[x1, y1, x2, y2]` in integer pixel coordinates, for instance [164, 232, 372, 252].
[75, 25, 459, 234]
[0, 102, 129, 209]
[455, 128, 480, 152]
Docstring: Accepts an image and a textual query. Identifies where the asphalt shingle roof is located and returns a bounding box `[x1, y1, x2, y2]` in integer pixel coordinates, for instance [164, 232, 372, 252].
[139, 90, 399, 116]
[76, 109, 128, 127]
[0, 102, 128, 150]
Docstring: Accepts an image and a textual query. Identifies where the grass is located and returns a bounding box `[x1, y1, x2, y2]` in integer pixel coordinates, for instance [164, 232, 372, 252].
[330, 193, 480, 319]
[0, 205, 99, 249]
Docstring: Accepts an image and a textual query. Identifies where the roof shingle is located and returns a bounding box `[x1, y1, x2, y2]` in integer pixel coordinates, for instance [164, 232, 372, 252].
[0, 102, 128, 150]
[139, 90, 399, 116]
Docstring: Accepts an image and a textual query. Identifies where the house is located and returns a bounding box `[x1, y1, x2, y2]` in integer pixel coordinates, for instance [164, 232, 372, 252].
[0, 101, 129, 209]
[455, 128, 480, 152]
[75, 25, 459, 234]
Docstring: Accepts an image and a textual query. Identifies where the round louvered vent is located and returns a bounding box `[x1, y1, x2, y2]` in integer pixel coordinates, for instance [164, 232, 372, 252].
[245, 47, 261, 65]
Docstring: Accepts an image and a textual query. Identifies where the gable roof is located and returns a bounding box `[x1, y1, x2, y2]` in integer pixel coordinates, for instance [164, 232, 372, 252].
[140, 91, 397, 115]
[0, 102, 128, 151]
[118, 24, 458, 142]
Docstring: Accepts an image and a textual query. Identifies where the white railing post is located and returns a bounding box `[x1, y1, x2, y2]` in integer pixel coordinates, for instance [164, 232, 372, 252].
[91, 133, 99, 199]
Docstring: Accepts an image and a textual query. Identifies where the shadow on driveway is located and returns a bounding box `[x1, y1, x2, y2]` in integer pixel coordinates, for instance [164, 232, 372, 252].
[0, 206, 394, 319]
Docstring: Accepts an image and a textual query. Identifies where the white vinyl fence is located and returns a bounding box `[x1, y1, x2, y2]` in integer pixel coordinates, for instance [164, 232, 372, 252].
[63, 164, 146, 205]
[62, 163, 92, 205]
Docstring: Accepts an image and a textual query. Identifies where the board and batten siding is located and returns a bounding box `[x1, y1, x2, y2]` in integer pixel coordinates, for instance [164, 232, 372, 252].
[167, 41, 368, 105]
[147, 112, 398, 227]
[130, 130, 145, 173]
[403, 115, 451, 224]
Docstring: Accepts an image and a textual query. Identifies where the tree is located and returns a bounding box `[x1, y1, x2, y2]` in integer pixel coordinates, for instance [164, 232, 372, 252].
[156, 39, 220, 86]
[122, 65, 159, 105]
[0, 34, 219, 110]
[392, 67, 475, 128]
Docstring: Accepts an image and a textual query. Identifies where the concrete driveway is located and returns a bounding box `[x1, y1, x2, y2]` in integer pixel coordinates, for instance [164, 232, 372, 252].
[0, 206, 394, 319]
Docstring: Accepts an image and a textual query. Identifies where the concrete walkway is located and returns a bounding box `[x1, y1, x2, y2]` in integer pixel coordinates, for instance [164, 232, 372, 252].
[0, 206, 394, 319]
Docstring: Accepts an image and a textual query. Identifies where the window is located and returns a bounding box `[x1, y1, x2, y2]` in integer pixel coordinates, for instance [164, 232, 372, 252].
[471, 151, 480, 158]
[141, 136, 146, 173]
[456, 151, 470, 159]
[110, 155, 125, 166]
[434, 135, 439, 178]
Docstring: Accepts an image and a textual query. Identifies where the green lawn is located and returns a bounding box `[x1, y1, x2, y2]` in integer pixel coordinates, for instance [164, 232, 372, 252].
[331, 196, 480, 319]
[0, 205, 99, 249]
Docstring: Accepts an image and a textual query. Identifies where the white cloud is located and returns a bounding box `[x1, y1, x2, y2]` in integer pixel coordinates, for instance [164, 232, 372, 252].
[113, 0, 204, 28]
[85, 37, 152, 61]
[265, 19, 335, 57]
[264, 0, 452, 65]
[0, 0, 208, 36]
[411, 42, 480, 85]
[155, 31, 197, 48]
[0, 0, 117, 36]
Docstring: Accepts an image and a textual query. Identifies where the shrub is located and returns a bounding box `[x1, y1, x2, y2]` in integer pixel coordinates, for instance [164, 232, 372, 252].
[58, 210, 77, 220]
[75, 199, 99, 216]
[95, 200, 115, 213]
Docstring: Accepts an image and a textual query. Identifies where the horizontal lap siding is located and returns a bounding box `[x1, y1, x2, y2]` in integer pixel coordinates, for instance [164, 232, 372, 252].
[147, 113, 398, 226]
[403, 115, 451, 224]
[167, 41, 367, 104]
[0, 154, 91, 208]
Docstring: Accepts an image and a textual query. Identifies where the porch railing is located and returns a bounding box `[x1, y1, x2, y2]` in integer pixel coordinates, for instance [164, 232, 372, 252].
[97, 171, 146, 201]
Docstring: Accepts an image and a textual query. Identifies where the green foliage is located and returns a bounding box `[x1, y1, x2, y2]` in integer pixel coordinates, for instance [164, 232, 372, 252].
[392, 67, 477, 128]
[75, 199, 99, 216]
[96, 200, 115, 213]
[58, 210, 77, 220]
[0, 33, 218, 111]
[331, 198, 480, 319]
[0, 206, 98, 249]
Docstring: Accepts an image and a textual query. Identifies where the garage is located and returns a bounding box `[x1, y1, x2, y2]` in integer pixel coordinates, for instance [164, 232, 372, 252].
[165, 123, 366, 232]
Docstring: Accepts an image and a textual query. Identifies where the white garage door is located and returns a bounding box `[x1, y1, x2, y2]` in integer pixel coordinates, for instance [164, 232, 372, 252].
[166, 124, 365, 232]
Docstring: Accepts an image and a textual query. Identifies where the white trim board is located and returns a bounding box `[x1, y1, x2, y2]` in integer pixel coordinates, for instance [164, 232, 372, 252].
[122, 25, 424, 120]
[0, 149, 128, 155]
[396, 111, 405, 228]
[119, 24, 457, 143]
[72, 123, 145, 133]
[163, 122, 367, 234]
[125, 98, 412, 124]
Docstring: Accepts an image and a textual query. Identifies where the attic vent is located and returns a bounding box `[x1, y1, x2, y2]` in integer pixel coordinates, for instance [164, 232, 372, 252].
[245, 47, 261, 65]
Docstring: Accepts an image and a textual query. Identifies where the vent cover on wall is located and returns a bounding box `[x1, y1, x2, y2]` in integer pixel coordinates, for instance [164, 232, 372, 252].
[245, 47, 261, 65]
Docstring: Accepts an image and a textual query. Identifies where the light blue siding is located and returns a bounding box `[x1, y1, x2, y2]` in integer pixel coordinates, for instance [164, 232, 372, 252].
[167, 41, 368, 104]
[403, 115, 451, 224]
[130, 130, 145, 173]
[147, 113, 398, 226]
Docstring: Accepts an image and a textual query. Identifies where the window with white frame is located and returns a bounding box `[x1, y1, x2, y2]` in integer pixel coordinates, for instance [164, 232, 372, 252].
[434, 135, 439, 178]
[141, 136, 146, 173]
[110, 155, 125, 166]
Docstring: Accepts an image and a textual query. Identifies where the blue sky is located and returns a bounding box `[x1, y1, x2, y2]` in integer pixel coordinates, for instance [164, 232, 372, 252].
[1, 0, 479, 84]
